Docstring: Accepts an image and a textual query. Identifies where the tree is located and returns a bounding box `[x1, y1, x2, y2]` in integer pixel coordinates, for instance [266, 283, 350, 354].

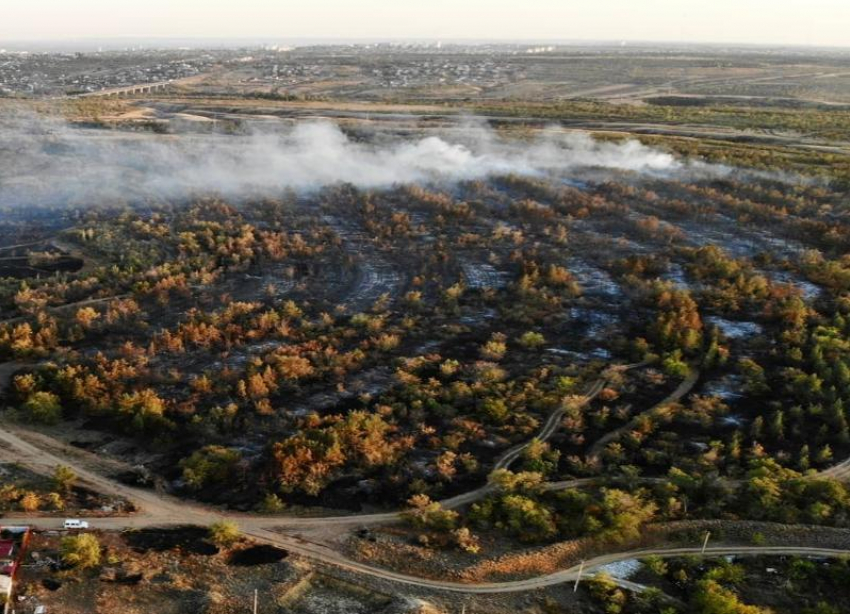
[496, 494, 557, 541]
[22, 391, 62, 424]
[46, 492, 65, 511]
[258, 493, 286, 513]
[53, 465, 77, 495]
[117, 389, 169, 433]
[61, 533, 101, 569]
[552, 487, 658, 543]
[519, 331, 546, 349]
[480, 338, 507, 361]
[180, 446, 242, 490]
[275, 355, 314, 380]
[597, 488, 658, 544]
[490, 469, 545, 494]
[586, 572, 628, 613]
[452, 527, 481, 554]
[75, 307, 100, 329]
[403, 495, 459, 532]
[521, 439, 560, 476]
[271, 411, 408, 496]
[19, 491, 40, 512]
[690, 579, 771, 614]
[662, 351, 691, 378]
[738, 358, 768, 395]
[479, 397, 509, 424]
[649, 284, 703, 355]
[208, 521, 241, 547]
[644, 555, 668, 577]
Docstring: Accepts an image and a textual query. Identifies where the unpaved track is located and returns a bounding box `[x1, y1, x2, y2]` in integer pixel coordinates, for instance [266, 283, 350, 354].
[3, 361, 849, 593]
[0, 361, 640, 593]
[588, 368, 700, 459]
[0, 364, 616, 530]
[814, 458, 850, 481]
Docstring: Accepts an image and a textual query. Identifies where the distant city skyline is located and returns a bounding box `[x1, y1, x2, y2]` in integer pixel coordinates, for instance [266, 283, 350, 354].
[3, 0, 849, 49]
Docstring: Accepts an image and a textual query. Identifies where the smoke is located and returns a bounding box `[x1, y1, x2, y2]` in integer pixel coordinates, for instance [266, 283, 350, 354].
[0, 112, 713, 207]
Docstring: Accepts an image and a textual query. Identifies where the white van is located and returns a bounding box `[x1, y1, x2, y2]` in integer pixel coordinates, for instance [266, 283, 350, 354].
[63, 519, 89, 530]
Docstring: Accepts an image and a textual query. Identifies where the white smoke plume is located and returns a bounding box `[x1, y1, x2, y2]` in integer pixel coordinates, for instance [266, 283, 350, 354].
[0, 113, 705, 207]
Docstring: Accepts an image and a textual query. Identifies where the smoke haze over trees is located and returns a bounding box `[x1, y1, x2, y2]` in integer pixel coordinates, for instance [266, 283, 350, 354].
[0, 115, 717, 207]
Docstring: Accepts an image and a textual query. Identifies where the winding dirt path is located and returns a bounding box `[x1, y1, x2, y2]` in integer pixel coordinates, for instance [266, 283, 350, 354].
[2, 361, 849, 594]
[588, 368, 700, 459]
[0, 363, 618, 530]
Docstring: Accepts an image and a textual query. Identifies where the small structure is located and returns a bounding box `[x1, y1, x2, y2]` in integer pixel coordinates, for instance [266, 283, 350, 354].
[0, 526, 32, 611]
[0, 537, 16, 575]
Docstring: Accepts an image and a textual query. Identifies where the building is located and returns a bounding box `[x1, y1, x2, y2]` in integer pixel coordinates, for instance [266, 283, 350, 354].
[0, 538, 15, 576]
[0, 526, 32, 610]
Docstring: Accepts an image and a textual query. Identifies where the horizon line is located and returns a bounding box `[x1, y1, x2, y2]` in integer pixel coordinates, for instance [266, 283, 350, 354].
[1, 35, 849, 52]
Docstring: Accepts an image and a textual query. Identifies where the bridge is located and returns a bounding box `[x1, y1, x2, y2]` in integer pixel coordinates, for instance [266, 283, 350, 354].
[74, 80, 174, 99]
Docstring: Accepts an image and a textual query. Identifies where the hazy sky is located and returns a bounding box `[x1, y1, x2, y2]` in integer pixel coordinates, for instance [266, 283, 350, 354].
[3, 0, 849, 48]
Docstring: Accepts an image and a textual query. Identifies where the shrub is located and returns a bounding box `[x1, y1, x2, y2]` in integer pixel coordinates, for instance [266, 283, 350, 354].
[208, 521, 241, 547]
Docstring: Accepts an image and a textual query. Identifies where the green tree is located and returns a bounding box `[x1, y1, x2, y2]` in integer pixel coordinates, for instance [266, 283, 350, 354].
[496, 494, 557, 542]
[53, 465, 77, 494]
[490, 469, 545, 494]
[180, 446, 242, 490]
[586, 572, 628, 614]
[644, 555, 668, 577]
[596, 488, 658, 544]
[518, 331, 546, 349]
[22, 391, 62, 424]
[662, 351, 691, 378]
[403, 494, 459, 532]
[521, 439, 560, 476]
[61, 533, 101, 569]
[479, 397, 509, 424]
[258, 493, 286, 513]
[690, 579, 771, 614]
[46, 492, 65, 511]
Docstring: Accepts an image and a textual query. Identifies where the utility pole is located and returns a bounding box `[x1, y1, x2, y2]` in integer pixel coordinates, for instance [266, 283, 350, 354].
[701, 531, 711, 555]
[253, 588, 258, 614]
[573, 560, 585, 593]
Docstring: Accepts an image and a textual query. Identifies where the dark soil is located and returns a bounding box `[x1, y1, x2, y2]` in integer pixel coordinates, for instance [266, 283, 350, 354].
[227, 544, 288, 566]
[122, 527, 219, 556]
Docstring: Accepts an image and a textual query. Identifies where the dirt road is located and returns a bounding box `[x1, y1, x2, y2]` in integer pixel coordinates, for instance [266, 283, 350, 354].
[2, 360, 849, 594]
[0, 363, 615, 531]
[588, 368, 700, 459]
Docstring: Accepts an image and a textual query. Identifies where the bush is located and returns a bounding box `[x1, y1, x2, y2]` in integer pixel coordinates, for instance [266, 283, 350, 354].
[258, 493, 286, 513]
[208, 521, 241, 547]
